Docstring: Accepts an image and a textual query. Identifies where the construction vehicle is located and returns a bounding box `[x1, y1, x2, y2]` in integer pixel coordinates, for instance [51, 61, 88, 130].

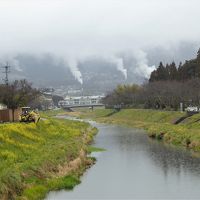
[19, 107, 40, 123]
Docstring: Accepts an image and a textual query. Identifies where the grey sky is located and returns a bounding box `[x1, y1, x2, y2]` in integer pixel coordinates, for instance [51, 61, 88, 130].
[0, 0, 200, 82]
[1, 0, 200, 53]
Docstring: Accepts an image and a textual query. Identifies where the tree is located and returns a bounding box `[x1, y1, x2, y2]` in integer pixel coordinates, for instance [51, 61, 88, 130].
[0, 80, 40, 121]
[149, 70, 158, 82]
[149, 62, 168, 82]
[102, 84, 141, 107]
[150, 48, 200, 82]
[168, 62, 178, 80]
[104, 48, 200, 111]
[197, 48, 200, 60]
[52, 95, 64, 107]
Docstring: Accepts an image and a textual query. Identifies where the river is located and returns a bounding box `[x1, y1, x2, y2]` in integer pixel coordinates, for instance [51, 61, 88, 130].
[46, 118, 200, 199]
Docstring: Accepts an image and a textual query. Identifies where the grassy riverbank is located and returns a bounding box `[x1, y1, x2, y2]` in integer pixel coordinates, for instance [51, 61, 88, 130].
[71, 108, 200, 152]
[0, 114, 97, 200]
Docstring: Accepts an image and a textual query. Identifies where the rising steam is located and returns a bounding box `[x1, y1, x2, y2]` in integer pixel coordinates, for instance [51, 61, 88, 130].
[110, 57, 127, 80]
[133, 50, 155, 78]
[67, 58, 83, 85]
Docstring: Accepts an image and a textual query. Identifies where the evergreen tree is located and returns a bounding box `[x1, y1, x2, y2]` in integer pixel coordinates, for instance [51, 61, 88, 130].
[149, 48, 200, 82]
[156, 62, 168, 81]
[197, 48, 200, 60]
[168, 62, 178, 80]
[149, 70, 158, 82]
[166, 63, 170, 80]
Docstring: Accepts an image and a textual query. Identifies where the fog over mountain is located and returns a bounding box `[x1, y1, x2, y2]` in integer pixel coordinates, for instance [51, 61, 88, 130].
[0, 0, 200, 94]
[5, 42, 198, 94]
[1, 43, 200, 94]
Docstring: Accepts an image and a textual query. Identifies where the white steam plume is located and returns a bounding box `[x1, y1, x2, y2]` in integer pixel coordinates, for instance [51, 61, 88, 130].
[110, 57, 127, 80]
[133, 50, 155, 78]
[67, 58, 83, 85]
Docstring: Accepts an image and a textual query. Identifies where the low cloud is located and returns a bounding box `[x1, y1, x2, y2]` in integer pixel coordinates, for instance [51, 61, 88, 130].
[0, 0, 199, 82]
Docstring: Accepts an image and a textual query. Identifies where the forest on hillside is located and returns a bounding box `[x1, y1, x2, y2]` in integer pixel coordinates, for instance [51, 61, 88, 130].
[149, 49, 200, 82]
[103, 49, 200, 110]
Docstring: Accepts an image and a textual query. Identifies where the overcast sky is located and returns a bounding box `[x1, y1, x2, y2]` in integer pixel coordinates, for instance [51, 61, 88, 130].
[0, 0, 200, 81]
[0, 0, 199, 54]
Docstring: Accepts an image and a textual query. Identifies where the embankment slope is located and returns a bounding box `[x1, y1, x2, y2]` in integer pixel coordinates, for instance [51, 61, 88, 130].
[0, 118, 97, 200]
[75, 108, 200, 152]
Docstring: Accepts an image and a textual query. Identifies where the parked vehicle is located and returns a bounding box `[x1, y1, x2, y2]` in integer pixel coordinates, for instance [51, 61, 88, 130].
[19, 107, 40, 123]
[185, 106, 198, 112]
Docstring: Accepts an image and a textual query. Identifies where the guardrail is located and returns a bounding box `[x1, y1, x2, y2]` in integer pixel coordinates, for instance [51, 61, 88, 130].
[60, 104, 104, 108]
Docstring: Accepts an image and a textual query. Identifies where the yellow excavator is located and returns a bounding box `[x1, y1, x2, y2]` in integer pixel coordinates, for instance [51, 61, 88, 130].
[19, 107, 40, 123]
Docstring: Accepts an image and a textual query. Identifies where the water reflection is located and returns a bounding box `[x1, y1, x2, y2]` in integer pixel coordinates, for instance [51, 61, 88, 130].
[47, 118, 200, 199]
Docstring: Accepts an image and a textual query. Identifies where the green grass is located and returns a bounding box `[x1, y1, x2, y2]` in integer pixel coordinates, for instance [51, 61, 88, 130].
[39, 108, 66, 118]
[87, 146, 106, 153]
[81, 108, 114, 118]
[0, 117, 97, 200]
[22, 175, 80, 200]
[72, 108, 200, 152]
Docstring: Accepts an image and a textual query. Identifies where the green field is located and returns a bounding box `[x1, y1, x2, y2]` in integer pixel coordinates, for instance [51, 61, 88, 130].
[0, 114, 97, 200]
[72, 108, 200, 152]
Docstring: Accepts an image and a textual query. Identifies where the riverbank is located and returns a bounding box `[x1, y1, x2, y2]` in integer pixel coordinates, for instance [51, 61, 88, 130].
[0, 115, 97, 200]
[46, 116, 200, 200]
[70, 108, 200, 152]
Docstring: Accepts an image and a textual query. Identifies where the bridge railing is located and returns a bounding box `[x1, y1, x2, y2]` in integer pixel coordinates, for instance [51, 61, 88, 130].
[60, 103, 104, 108]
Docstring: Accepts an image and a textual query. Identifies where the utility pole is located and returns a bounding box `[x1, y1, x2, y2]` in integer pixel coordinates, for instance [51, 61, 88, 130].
[2, 62, 10, 85]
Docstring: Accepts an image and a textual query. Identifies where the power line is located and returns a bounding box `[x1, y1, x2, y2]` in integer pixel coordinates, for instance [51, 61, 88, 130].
[2, 62, 10, 85]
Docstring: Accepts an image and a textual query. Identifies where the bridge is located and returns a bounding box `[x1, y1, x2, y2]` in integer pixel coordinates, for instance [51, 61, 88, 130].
[58, 96, 105, 110]
[60, 103, 104, 110]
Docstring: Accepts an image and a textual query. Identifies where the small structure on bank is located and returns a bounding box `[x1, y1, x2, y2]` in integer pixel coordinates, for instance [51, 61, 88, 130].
[0, 106, 22, 123]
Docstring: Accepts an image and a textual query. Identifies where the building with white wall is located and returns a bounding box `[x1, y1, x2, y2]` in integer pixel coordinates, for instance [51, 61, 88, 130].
[58, 96, 104, 107]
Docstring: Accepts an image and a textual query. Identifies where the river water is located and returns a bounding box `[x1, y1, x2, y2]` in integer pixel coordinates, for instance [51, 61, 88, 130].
[46, 118, 200, 199]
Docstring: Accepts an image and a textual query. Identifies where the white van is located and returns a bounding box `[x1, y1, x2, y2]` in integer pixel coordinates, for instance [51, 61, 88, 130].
[185, 106, 198, 112]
